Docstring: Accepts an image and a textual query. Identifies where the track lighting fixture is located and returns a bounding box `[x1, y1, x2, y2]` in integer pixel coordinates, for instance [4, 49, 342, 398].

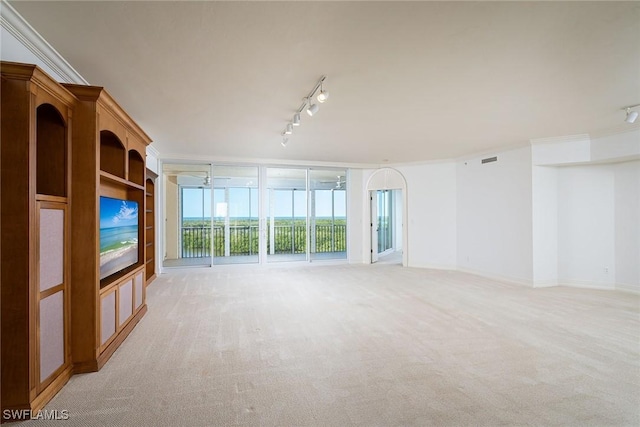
[279, 76, 328, 147]
[306, 100, 319, 117]
[317, 81, 329, 103]
[624, 105, 639, 124]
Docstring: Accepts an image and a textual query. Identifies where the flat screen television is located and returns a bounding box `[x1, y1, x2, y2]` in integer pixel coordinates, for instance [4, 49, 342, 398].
[99, 196, 139, 280]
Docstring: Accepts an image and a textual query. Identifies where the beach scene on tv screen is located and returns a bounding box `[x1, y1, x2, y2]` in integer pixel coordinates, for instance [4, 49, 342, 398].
[100, 197, 138, 279]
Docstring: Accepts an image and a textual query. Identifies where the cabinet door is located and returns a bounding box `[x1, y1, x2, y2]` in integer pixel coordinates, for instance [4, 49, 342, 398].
[100, 288, 117, 348]
[134, 271, 144, 310]
[118, 279, 133, 327]
[37, 203, 69, 390]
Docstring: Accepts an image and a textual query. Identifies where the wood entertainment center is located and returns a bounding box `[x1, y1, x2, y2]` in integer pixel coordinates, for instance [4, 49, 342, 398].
[1, 62, 155, 421]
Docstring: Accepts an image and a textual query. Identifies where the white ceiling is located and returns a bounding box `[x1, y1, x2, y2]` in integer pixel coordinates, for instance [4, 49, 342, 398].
[11, 1, 640, 165]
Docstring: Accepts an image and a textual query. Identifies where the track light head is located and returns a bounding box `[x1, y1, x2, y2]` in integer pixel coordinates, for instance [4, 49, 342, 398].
[281, 137, 288, 147]
[307, 102, 319, 117]
[317, 89, 329, 103]
[625, 108, 639, 124]
[292, 112, 301, 126]
[285, 123, 293, 134]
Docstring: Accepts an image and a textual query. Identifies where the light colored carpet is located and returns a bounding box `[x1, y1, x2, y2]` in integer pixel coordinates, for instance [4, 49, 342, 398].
[22, 263, 640, 426]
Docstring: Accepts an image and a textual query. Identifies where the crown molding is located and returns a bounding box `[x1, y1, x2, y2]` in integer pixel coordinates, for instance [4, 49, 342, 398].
[454, 140, 531, 162]
[588, 124, 640, 139]
[0, 0, 87, 84]
[158, 152, 380, 170]
[529, 133, 591, 146]
[146, 145, 160, 158]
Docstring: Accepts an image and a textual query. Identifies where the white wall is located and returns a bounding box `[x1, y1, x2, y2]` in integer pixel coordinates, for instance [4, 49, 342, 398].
[532, 166, 559, 286]
[613, 161, 640, 292]
[146, 146, 160, 175]
[396, 163, 457, 269]
[393, 190, 403, 251]
[557, 166, 616, 289]
[164, 175, 179, 260]
[347, 169, 364, 264]
[532, 130, 639, 292]
[456, 146, 533, 284]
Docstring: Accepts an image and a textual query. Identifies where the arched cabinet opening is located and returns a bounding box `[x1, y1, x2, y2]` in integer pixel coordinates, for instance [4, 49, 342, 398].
[36, 103, 67, 197]
[128, 150, 145, 186]
[99, 130, 125, 178]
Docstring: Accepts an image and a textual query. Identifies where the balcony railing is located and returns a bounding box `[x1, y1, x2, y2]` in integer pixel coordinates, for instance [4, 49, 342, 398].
[181, 227, 212, 258]
[181, 224, 346, 258]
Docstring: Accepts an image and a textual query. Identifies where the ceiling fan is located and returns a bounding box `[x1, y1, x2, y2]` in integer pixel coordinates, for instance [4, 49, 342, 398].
[176, 171, 215, 186]
[319, 175, 346, 189]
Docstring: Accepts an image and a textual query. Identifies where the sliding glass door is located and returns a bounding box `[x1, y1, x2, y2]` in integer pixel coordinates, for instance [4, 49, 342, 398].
[162, 163, 212, 268]
[266, 168, 307, 262]
[212, 166, 259, 265]
[309, 169, 347, 260]
[162, 164, 349, 268]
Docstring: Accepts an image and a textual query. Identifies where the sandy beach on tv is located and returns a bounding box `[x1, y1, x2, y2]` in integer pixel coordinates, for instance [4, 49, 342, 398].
[100, 244, 138, 278]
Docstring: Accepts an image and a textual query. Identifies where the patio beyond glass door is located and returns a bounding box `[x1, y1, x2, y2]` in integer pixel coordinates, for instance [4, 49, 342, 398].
[212, 166, 259, 265]
[309, 169, 347, 260]
[266, 168, 307, 262]
[162, 163, 213, 268]
[377, 189, 393, 255]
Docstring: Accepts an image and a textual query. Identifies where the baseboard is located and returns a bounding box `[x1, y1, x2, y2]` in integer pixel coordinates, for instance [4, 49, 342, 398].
[614, 282, 640, 294]
[533, 281, 558, 288]
[559, 280, 615, 291]
[407, 262, 457, 271]
[145, 274, 157, 286]
[456, 267, 534, 287]
[73, 360, 99, 374]
[31, 364, 73, 413]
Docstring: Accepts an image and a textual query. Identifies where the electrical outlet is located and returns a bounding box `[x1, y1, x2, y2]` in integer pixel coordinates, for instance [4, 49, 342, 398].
[604, 267, 609, 274]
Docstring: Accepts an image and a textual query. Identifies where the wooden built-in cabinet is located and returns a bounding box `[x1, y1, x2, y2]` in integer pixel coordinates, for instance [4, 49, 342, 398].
[145, 170, 158, 285]
[1, 61, 153, 421]
[1, 62, 75, 419]
[63, 83, 152, 373]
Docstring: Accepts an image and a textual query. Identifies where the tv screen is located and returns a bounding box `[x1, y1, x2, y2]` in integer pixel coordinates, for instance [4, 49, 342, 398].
[99, 196, 139, 280]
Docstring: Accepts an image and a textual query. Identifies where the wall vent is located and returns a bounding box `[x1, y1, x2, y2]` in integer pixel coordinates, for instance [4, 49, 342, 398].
[481, 156, 498, 164]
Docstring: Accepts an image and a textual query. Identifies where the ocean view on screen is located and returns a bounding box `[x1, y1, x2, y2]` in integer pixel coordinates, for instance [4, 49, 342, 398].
[99, 197, 139, 279]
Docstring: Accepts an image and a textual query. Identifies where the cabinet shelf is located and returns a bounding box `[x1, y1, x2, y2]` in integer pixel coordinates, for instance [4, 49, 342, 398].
[144, 174, 156, 284]
[100, 170, 145, 190]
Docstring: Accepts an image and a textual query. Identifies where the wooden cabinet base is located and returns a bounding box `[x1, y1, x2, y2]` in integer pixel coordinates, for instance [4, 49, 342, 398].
[1, 365, 72, 423]
[97, 304, 147, 371]
[146, 274, 157, 286]
[72, 304, 147, 375]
